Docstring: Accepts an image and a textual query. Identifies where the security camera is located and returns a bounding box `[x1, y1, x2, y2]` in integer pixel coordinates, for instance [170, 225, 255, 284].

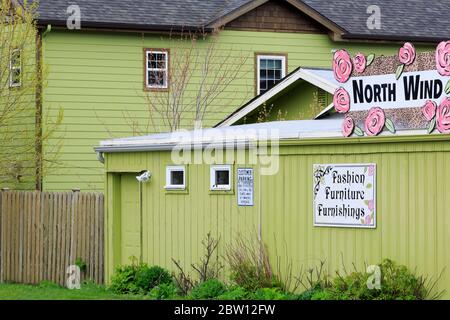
[136, 170, 151, 183]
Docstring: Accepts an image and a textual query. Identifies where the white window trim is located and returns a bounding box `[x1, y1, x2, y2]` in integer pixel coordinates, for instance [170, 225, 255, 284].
[256, 54, 286, 95]
[145, 49, 168, 89]
[9, 48, 21, 88]
[210, 165, 232, 191]
[165, 165, 186, 190]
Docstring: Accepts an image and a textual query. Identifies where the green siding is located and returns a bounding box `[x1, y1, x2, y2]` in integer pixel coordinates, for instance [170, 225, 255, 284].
[42, 29, 434, 191]
[103, 135, 450, 298]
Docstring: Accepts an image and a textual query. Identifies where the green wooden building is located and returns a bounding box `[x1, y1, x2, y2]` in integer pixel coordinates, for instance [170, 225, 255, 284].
[3, 0, 445, 191]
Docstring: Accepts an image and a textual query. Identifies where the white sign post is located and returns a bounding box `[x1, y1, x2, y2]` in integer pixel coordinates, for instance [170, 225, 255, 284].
[313, 164, 376, 228]
[237, 168, 254, 206]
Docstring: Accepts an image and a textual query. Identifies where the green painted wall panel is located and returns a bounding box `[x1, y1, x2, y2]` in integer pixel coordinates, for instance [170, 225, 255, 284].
[104, 136, 450, 298]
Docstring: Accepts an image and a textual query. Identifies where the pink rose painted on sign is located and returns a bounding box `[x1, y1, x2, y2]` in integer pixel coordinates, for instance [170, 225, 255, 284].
[368, 165, 375, 176]
[422, 100, 437, 121]
[436, 41, 450, 76]
[364, 107, 385, 136]
[368, 200, 374, 212]
[353, 53, 366, 74]
[333, 49, 352, 83]
[342, 115, 354, 137]
[333, 87, 350, 113]
[436, 97, 450, 134]
[398, 42, 416, 66]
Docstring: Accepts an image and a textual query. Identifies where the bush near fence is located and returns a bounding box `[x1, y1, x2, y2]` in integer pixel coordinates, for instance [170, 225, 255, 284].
[0, 191, 104, 286]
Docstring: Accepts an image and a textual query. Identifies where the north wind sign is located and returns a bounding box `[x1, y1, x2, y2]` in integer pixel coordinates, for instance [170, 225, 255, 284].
[332, 41, 450, 137]
[313, 164, 376, 228]
[343, 70, 448, 111]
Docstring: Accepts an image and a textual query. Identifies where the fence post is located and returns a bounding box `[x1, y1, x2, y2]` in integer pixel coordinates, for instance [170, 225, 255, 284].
[0, 189, 3, 283]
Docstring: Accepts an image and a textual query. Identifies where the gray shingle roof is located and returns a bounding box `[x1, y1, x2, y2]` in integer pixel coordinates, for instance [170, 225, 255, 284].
[35, 0, 450, 41]
[36, 0, 253, 30]
[300, 0, 450, 41]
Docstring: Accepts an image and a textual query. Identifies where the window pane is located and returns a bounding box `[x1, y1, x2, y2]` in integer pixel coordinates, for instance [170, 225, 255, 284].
[12, 57, 20, 68]
[259, 69, 266, 80]
[274, 70, 281, 79]
[11, 69, 20, 85]
[171, 171, 184, 185]
[267, 60, 274, 69]
[148, 52, 166, 69]
[215, 170, 229, 186]
[148, 70, 166, 86]
[275, 59, 282, 69]
[260, 80, 267, 91]
[260, 59, 267, 69]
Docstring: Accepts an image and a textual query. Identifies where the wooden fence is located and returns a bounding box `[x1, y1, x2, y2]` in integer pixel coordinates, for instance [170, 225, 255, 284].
[0, 191, 104, 286]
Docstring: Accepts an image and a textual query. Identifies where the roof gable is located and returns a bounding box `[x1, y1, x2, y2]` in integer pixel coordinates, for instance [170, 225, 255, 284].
[215, 67, 339, 127]
[224, 0, 327, 33]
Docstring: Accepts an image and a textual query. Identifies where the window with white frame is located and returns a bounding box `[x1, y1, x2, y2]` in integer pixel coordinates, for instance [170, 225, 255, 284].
[165, 166, 185, 189]
[145, 49, 168, 89]
[257, 54, 286, 95]
[210, 165, 232, 191]
[9, 49, 21, 88]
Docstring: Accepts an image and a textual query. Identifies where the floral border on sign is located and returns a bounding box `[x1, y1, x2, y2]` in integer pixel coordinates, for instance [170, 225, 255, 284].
[332, 41, 450, 137]
[313, 165, 332, 199]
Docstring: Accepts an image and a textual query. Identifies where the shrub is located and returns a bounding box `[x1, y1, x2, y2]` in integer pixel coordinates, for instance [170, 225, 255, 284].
[109, 264, 140, 294]
[135, 265, 172, 293]
[172, 233, 223, 295]
[217, 286, 249, 300]
[225, 235, 279, 292]
[109, 261, 173, 295]
[250, 287, 291, 300]
[296, 284, 326, 300]
[149, 283, 179, 300]
[190, 279, 226, 300]
[309, 259, 443, 300]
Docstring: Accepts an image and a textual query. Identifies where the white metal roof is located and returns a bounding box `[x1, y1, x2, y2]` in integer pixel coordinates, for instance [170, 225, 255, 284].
[95, 118, 345, 153]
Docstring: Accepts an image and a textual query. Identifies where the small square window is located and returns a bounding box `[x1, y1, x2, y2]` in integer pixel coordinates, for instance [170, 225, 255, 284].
[166, 166, 185, 189]
[145, 49, 168, 90]
[210, 165, 232, 191]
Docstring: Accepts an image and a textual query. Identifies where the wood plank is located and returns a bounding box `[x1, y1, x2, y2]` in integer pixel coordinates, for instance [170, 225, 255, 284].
[18, 193, 23, 283]
[99, 193, 104, 284]
[94, 193, 100, 283]
[0, 192, 4, 283]
[65, 192, 72, 287]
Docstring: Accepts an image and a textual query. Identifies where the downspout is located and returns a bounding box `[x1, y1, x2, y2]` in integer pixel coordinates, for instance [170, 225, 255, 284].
[136, 171, 151, 263]
[43, 24, 52, 37]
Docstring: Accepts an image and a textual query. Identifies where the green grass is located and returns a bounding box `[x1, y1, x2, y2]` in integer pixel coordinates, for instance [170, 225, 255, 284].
[0, 281, 151, 300]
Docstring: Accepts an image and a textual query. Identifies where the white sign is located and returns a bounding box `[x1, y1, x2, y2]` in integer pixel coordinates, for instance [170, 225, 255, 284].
[313, 164, 376, 228]
[237, 168, 254, 206]
[342, 69, 450, 111]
